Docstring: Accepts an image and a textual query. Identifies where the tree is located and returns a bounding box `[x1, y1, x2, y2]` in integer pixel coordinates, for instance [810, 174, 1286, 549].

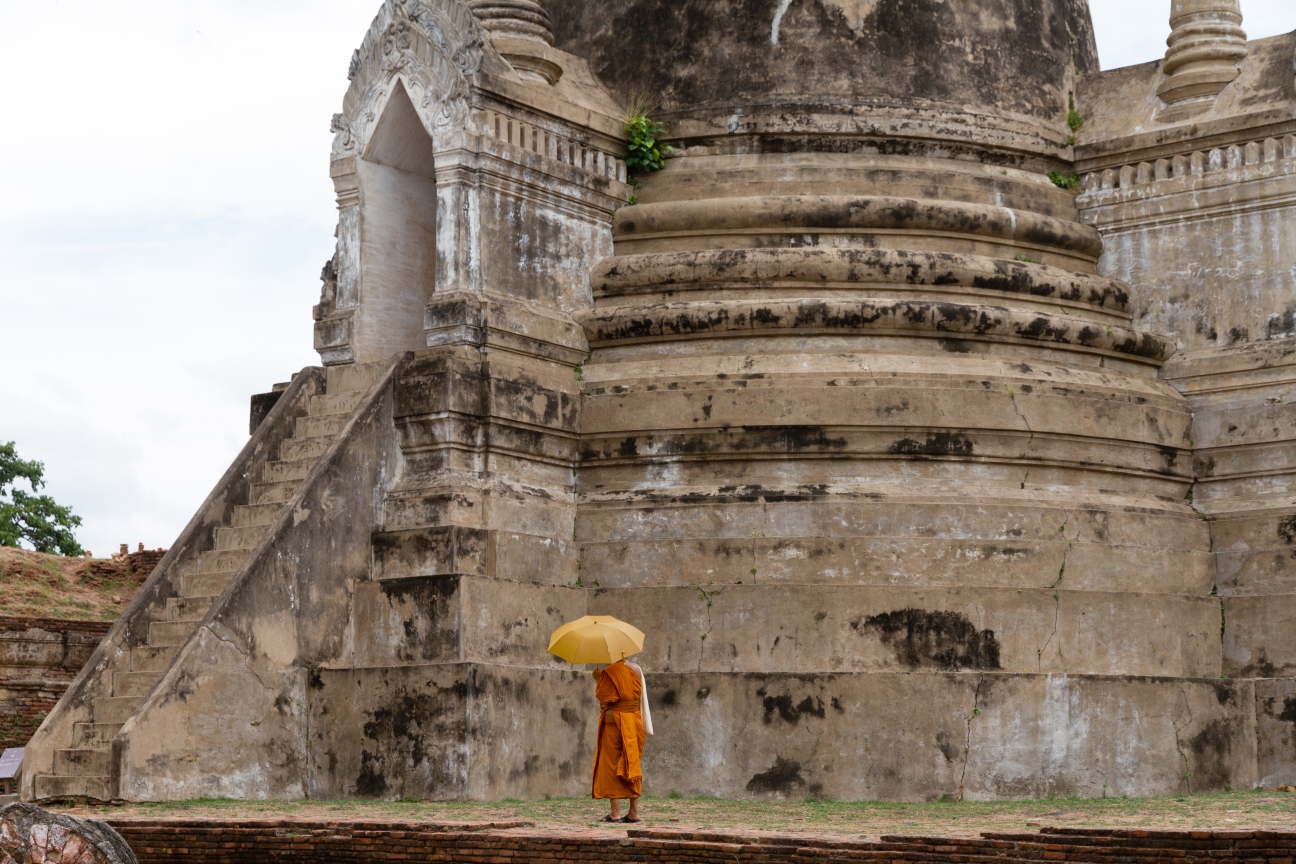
[0, 441, 84, 556]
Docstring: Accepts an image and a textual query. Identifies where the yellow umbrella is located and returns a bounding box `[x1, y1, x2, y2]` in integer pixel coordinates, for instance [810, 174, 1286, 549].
[548, 615, 645, 665]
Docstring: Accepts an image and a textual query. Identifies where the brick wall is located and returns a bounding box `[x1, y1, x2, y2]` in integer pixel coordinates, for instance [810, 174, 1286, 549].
[99, 822, 1296, 864]
[0, 617, 112, 750]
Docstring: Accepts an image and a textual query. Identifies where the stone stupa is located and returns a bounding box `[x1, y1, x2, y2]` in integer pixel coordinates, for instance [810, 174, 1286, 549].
[21, 0, 1296, 802]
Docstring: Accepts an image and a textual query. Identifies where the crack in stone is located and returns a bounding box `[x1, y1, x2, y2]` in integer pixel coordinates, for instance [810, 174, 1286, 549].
[1007, 384, 1035, 488]
[691, 582, 723, 673]
[958, 673, 986, 801]
[1037, 590, 1062, 673]
[1172, 684, 1194, 794]
[1037, 515, 1076, 671]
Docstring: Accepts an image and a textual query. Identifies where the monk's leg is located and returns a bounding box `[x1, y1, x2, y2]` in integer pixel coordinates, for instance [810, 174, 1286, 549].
[608, 798, 621, 820]
[626, 797, 639, 820]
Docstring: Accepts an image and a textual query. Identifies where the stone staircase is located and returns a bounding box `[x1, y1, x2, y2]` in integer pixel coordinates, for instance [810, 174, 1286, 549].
[33, 364, 382, 801]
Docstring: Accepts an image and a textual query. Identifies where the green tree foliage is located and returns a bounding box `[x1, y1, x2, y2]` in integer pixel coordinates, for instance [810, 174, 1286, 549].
[0, 441, 84, 556]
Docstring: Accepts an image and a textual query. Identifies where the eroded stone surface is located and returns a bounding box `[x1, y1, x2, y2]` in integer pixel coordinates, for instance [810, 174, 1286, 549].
[0, 803, 136, 864]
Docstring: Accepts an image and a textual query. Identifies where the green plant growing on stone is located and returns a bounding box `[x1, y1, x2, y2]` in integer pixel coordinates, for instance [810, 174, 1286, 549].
[1064, 91, 1084, 145]
[0, 441, 83, 556]
[1048, 171, 1081, 190]
[1014, 253, 1039, 264]
[624, 94, 671, 183]
[574, 348, 592, 382]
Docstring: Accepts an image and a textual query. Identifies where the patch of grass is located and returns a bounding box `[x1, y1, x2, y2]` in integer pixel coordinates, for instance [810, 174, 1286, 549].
[58, 789, 1296, 836]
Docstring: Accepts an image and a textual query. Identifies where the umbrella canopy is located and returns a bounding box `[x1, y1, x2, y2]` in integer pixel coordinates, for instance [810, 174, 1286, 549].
[548, 615, 645, 665]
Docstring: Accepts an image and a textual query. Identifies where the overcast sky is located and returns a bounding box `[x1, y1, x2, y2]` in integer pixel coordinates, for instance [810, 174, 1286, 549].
[2, 1, 1293, 558]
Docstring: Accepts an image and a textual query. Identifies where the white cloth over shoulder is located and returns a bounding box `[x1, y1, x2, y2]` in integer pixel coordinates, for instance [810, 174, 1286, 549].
[638, 666, 653, 736]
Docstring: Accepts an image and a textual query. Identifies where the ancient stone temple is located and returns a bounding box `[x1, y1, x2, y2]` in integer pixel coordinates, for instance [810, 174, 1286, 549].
[20, 0, 1296, 802]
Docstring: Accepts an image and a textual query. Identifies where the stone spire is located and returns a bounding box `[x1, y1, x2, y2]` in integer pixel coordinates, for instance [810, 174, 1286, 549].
[465, 0, 554, 46]
[1157, 0, 1247, 108]
[465, 0, 563, 85]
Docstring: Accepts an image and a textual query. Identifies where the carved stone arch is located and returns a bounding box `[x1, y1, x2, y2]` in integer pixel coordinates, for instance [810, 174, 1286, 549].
[332, 0, 485, 159]
[320, 0, 485, 364]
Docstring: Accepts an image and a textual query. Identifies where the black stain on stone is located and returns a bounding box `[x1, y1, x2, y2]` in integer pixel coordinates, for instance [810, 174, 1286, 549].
[935, 729, 961, 763]
[852, 609, 1002, 671]
[761, 693, 826, 724]
[357, 681, 469, 799]
[560, 707, 581, 728]
[1279, 695, 1296, 724]
[1278, 515, 1296, 548]
[887, 433, 974, 458]
[508, 754, 541, 782]
[696, 687, 711, 700]
[1189, 718, 1239, 791]
[746, 757, 806, 794]
[661, 689, 678, 707]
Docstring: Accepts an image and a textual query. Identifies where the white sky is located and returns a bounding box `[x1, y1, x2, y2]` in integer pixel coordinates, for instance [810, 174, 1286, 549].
[1, 1, 1293, 558]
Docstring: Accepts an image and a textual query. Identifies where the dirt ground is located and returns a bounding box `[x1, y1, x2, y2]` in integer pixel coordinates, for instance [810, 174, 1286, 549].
[56, 789, 1296, 837]
[0, 546, 147, 621]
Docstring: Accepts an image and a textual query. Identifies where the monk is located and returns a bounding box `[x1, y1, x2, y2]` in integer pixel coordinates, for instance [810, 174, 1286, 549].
[590, 657, 647, 823]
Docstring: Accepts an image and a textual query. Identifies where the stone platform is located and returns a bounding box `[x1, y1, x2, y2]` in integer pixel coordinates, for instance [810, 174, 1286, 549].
[100, 821, 1296, 864]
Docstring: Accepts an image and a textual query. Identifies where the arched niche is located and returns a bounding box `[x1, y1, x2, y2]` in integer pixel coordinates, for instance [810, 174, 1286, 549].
[352, 79, 439, 362]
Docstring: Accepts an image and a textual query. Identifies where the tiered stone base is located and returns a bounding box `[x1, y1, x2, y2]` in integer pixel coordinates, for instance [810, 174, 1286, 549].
[103, 821, 1296, 864]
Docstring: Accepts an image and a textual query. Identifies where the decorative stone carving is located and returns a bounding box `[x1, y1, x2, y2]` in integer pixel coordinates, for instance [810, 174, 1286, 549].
[1157, 0, 1247, 112]
[0, 803, 137, 864]
[330, 0, 485, 160]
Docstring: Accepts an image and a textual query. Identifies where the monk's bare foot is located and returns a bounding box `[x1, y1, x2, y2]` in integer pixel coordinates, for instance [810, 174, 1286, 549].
[625, 800, 640, 822]
[608, 801, 621, 821]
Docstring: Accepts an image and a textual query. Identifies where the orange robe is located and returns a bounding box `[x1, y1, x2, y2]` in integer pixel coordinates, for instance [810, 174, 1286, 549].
[591, 660, 646, 799]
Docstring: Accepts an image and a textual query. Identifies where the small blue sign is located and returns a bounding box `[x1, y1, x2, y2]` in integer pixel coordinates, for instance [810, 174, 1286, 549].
[0, 748, 23, 781]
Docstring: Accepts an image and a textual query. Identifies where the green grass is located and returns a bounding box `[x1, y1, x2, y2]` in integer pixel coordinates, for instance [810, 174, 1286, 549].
[58, 789, 1296, 836]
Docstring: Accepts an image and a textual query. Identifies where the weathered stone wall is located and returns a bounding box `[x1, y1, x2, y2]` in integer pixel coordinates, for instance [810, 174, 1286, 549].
[1076, 25, 1296, 693]
[0, 619, 109, 752]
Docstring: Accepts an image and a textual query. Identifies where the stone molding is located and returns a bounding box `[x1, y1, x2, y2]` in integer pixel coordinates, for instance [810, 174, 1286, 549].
[1078, 134, 1296, 218]
[577, 297, 1174, 365]
[475, 107, 625, 183]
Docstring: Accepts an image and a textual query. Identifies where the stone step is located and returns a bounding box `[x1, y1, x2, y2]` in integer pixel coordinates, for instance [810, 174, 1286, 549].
[181, 571, 235, 599]
[310, 390, 364, 417]
[214, 524, 267, 552]
[130, 644, 177, 673]
[279, 433, 332, 463]
[73, 722, 123, 748]
[231, 502, 283, 528]
[200, 549, 249, 574]
[295, 412, 346, 440]
[113, 670, 159, 698]
[262, 457, 314, 484]
[94, 696, 140, 725]
[54, 748, 111, 777]
[250, 480, 301, 505]
[148, 620, 198, 648]
[33, 773, 112, 802]
[326, 361, 385, 395]
[165, 595, 214, 622]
